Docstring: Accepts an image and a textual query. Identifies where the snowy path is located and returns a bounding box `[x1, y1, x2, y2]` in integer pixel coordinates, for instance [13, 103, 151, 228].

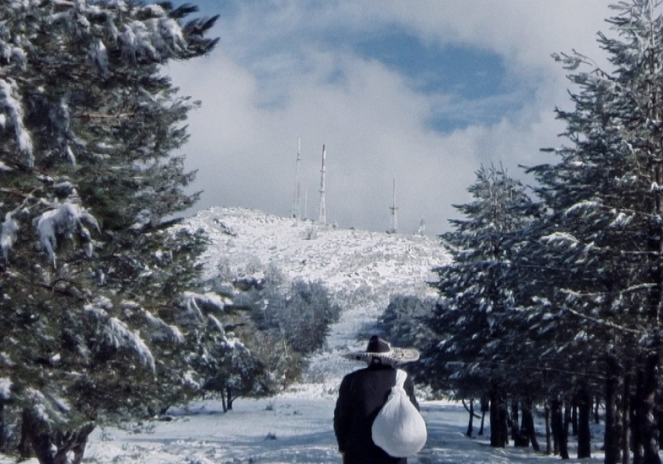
[67, 398, 603, 464]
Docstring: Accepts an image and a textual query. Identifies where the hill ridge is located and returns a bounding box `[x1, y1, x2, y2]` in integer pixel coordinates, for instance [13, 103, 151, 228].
[185, 206, 451, 391]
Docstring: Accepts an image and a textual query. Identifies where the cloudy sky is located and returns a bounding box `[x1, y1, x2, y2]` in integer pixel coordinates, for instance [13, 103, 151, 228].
[167, 1, 614, 235]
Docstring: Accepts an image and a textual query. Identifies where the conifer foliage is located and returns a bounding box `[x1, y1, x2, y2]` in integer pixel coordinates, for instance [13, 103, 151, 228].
[527, 1, 663, 461]
[425, 165, 542, 448]
[422, 2, 663, 462]
[0, 1, 218, 462]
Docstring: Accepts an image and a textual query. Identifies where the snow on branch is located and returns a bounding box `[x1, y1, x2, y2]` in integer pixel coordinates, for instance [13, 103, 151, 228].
[34, 202, 99, 267]
[23, 388, 70, 425]
[120, 15, 186, 62]
[206, 314, 246, 351]
[207, 313, 224, 333]
[1, 212, 18, 263]
[123, 301, 185, 344]
[85, 302, 156, 372]
[0, 78, 33, 166]
[563, 305, 642, 334]
[182, 291, 229, 317]
[540, 232, 579, 246]
[565, 200, 602, 216]
[609, 211, 632, 227]
[0, 377, 11, 401]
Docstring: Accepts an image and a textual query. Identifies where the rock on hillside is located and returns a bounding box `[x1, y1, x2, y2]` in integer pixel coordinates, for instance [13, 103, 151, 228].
[185, 207, 451, 390]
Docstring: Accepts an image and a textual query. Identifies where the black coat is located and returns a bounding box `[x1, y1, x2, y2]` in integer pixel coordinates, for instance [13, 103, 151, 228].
[334, 363, 419, 464]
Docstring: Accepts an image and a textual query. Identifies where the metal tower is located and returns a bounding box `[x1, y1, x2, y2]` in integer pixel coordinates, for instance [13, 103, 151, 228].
[388, 177, 398, 234]
[291, 138, 302, 219]
[417, 218, 426, 236]
[318, 144, 327, 224]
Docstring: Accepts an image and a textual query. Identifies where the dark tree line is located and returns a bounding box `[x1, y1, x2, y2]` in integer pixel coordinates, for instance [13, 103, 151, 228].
[419, 2, 663, 463]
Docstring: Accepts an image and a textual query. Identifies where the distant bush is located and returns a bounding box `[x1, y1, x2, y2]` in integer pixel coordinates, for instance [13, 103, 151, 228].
[378, 294, 436, 349]
[231, 273, 341, 389]
[252, 278, 341, 356]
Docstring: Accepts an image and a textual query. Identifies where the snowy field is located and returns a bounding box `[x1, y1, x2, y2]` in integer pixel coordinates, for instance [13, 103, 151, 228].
[0, 393, 606, 464]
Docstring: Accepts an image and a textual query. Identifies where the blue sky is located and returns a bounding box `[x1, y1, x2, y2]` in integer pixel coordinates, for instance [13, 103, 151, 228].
[169, 0, 611, 234]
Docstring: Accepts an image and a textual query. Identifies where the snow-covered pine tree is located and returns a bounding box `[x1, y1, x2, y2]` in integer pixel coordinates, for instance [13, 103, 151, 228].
[425, 164, 542, 448]
[527, 1, 663, 462]
[0, 1, 219, 462]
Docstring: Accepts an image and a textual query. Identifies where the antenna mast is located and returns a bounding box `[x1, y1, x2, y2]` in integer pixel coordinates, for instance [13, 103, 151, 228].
[304, 186, 308, 220]
[318, 144, 327, 224]
[389, 176, 398, 234]
[292, 138, 302, 219]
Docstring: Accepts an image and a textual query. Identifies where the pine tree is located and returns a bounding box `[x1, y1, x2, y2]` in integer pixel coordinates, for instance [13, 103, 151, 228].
[425, 164, 542, 448]
[526, 1, 663, 462]
[0, 1, 219, 462]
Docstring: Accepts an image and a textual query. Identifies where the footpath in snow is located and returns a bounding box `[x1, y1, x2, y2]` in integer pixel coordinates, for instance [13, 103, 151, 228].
[1, 395, 605, 464]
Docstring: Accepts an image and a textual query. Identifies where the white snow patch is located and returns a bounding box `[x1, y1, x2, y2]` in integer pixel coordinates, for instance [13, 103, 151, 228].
[85, 303, 156, 372]
[34, 202, 99, 266]
[0, 212, 18, 261]
[0, 378, 10, 400]
[0, 78, 33, 165]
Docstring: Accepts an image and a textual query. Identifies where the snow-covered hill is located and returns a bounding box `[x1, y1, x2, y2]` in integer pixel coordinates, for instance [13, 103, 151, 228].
[185, 206, 451, 390]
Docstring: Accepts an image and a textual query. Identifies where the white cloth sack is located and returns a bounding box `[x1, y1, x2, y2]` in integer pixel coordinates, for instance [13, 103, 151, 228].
[371, 369, 427, 457]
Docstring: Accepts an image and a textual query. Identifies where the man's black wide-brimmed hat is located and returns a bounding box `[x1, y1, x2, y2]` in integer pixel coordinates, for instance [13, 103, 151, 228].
[342, 335, 419, 366]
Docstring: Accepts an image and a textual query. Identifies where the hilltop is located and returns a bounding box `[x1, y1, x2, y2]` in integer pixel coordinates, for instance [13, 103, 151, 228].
[185, 206, 452, 390]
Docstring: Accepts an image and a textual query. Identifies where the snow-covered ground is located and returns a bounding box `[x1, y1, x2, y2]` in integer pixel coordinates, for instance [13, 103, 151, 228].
[1, 208, 607, 463]
[187, 206, 452, 387]
[0, 394, 606, 464]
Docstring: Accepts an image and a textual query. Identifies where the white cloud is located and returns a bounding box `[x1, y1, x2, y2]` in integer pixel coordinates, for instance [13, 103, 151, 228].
[169, 1, 620, 234]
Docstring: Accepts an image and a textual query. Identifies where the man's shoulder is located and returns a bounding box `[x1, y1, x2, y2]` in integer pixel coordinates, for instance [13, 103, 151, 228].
[343, 367, 368, 379]
[341, 366, 371, 383]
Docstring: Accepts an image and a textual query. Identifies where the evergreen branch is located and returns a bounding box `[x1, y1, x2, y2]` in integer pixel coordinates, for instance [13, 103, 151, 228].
[560, 283, 656, 300]
[446, 359, 605, 381]
[11, 274, 86, 301]
[72, 112, 137, 121]
[461, 399, 482, 419]
[1, 188, 33, 198]
[563, 306, 643, 335]
[1, 188, 42, 212]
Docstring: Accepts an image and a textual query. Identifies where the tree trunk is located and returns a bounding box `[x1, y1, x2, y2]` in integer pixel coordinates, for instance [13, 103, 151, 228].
[22, 408, 95, 464]
[551, 397, 569, 459]
[572, 395, 578, 436]
[640, 353, 661, 464]
[511, 399, 520, 445]
[226, 387, 234, 411]
[490, 387, 500, 447]
[564, 397, 572, 441]
[466, 399, 474, 437]
[577, 385, 592, 459]
[623, 375, 631, 464]
[521, 398, 540, 451]
[0, 401, 4, 452]
[479, 395, 489, 436]
[499, 399, 509, 447]
[605, 356, 623, 464]
[19, 409, 32, 460]
[596, 395, 601, 424]
[545, 402, 551, 455]
[221, 389, 227, 413]
[490, 385, 507, 448]
[632, 383, 642, 464]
